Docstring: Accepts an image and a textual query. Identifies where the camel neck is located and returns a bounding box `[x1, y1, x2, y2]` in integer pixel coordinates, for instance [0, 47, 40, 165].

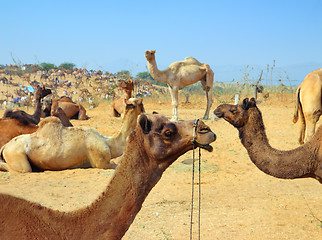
[79, 131, 162, 239]
[238, 108, 316, 180]
[32, 97, 42, 123]
[108, 111, 138, 158]
[147, 59, 168, 83]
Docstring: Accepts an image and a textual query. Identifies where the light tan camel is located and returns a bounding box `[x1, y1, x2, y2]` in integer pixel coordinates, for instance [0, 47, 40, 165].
[0, 107, 72, 149]
[0, 98, 144, 172]
[293, 68, 322, 144]
[0, 114, 215, 239]
[214, 98, 322, 183]
[111, 79, 135, 117]
[145, 50, 214, 121]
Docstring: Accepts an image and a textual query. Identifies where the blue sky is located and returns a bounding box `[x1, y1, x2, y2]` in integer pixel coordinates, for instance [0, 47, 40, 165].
[1, 0, 321, 85]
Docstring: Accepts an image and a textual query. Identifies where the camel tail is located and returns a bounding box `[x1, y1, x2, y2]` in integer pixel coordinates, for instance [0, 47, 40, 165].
[293, 87, 301, 123]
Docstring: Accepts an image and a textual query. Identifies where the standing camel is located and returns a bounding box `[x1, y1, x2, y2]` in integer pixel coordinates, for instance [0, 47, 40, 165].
[0, 114, 216, 239]
[214, 98, 322, 184]
[3, 85, 52, 124]
[293, 68, 322, 144]
[145, 50, 214, 121]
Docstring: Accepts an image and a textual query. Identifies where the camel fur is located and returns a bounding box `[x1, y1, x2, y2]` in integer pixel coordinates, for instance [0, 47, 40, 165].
[145, 50, 214, 121]
[3, 85, 52, 124]
[293, 68, 322, 144]
[0, 107, 72, 149]
[0, 98, 144, 172]
[111, 79, 134, 117]
[43, 96, 87, 120]
[214, 98, 322, 183]
[0, 113, 216, 239]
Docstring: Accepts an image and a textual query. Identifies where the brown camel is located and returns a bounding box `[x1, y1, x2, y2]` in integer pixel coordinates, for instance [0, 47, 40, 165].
[0, 114, 215, 239]
[145, 50, 214, 121]
[0, 98, 144, 172]
[214, 98, 322, 183]
[111, 79, 134, 117]
[0, 107, 72, 149]
[43, 96, 87, 120]
[293, 68, 322, 144]
[3, 85, 52, 124]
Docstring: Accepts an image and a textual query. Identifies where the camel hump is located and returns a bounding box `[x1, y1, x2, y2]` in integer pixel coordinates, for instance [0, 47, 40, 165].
[184, 57, 202, 65]
[38, 116, 62, 129]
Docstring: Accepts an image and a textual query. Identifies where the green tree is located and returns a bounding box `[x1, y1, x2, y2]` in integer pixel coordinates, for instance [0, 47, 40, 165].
[39, 62, 56, 72]
[136, 71, 151, 80]
[117, 70, 131, 77]
[59, 62, 75, 70]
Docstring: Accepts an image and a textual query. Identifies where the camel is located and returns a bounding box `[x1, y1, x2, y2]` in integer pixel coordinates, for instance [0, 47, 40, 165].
[0, 98, 144, 172]
[43, 96, 87, 120]
[0, 113, 215, 239]
[0, 107, 73, 149]
[111, 79, 134, 117]
[145, 50, 214, 121]
[3, 85, 52, 124]
[214, 98, 322, 183]
[293, 68, 322, 144]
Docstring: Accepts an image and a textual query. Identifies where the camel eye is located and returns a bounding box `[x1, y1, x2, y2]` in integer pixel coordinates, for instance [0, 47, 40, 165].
[229, 109, 237, 114]
[164, 130, 174, 138]
[199, 127, 210, 133]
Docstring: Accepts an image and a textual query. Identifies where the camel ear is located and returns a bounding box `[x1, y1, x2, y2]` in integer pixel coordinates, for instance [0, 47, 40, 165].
[139, 114, 152, 134]
[242, 98, 250, 110]
[152, 50, 156, 54]
[249, 98, 257, 107]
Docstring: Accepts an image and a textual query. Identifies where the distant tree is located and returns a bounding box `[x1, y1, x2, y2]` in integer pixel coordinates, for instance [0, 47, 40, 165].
[136, 71, 167, 87]
[136, 71, 151, 80]
[39, 62, 56, 72]
[59, 62, 75, 70]
[117, 70, 131, 77]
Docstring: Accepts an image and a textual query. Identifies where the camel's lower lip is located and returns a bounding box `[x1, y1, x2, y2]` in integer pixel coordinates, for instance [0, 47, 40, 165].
[193, 142, 213, 152]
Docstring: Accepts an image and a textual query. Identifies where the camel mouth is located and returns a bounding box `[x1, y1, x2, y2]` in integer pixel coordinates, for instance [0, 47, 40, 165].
[193, 141, 213, 152]
[213, 110, 224, 118]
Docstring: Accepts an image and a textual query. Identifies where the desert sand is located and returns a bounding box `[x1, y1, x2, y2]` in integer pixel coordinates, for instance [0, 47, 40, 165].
[0, 95, 321, 240]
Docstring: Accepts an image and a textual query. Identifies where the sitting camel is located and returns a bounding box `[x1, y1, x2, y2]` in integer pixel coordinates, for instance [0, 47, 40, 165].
[0, 113, 215, 239]
[43, 96, 87, 120]
[111, 79, 134, 117]
[145, 50, 214, 121]
[3, 85, 52, 125]
[293, 68, 322, 144]
[0, 98, 144, 172]
[0, 107, 73, 149]
[214, 98, 322, 184]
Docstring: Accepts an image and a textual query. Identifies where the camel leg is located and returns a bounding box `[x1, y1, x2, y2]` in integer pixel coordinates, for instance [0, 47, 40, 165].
[77, 104, 87, 120]
[88, 148, 116, 169]
[304, 112, 320, 143]
[1, 148, 32, 173]
[169, 86, 179, 122]
[202, 65, 214, 120]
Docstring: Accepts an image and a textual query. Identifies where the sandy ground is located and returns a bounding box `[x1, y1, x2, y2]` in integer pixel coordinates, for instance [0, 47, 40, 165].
[0, 96, 321, 240]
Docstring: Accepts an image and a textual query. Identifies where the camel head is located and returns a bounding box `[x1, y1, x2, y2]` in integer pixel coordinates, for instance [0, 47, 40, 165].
[214, 98, 257, 128]
[119, 79, 134, 92]
[35, 85, 52, 100]
[137, 113, 216, 170]
[145, 50, 156, 62]
[124, 98, 145, 117]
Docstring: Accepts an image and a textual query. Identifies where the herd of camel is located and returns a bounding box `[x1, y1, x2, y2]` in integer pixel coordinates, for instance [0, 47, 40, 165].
[0, 51, 321, 239]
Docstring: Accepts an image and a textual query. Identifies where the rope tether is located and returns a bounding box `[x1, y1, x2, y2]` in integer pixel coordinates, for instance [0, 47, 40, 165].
[190, 119, 201, 240]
